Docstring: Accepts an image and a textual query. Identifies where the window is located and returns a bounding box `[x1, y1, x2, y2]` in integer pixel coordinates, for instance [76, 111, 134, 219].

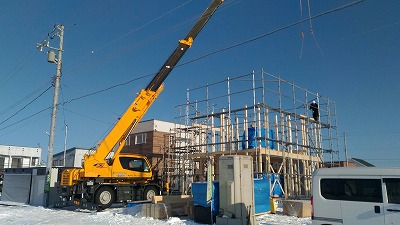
[135, 133, 146, 144]
[0, 157, 4, 169]
[119, 157, 150, 172]
[31, 158, 38, 166]
[125, 135, 131, 146]
[384, 178, 400, 204]
[11, 158, 23, 168]
[321, 178, 383, 203]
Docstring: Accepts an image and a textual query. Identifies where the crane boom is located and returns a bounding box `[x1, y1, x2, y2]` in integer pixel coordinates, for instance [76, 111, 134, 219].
[83, 0, 223, 177]
[146, 0, 224, 92]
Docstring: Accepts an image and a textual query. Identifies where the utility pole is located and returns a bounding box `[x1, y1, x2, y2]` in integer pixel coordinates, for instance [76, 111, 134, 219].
[37, 24, 64, 206]
[63, 124, 68, 167]
[343, 132, 349, 167]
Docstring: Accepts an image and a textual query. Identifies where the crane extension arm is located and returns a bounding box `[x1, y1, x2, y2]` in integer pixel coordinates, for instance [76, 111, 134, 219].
[83, 0, 223, 174]
[146, 0, 224, 92]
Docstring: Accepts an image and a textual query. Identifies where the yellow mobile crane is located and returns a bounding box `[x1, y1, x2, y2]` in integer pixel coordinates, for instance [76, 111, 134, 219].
[57, 0, 223, 210]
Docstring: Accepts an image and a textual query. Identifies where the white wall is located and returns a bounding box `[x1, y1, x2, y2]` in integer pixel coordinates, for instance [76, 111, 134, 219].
[0, 145, 42, 168]
[0, 145, 41, 158]
[134, 119, 175, 133]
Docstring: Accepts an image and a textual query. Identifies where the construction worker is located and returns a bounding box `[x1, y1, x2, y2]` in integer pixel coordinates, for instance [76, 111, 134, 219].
[309, 100, 319, 121]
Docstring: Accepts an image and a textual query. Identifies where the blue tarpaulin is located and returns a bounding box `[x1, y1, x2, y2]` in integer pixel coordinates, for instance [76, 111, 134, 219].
[242, 128, 275, 149]
[192, 181, 220, 216]
[254, 178, 271, 213]
[192, 179, 271, 215]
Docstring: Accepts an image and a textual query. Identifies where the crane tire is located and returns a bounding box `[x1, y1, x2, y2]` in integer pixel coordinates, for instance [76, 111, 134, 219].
[143, 186, 158, 200]
[95, 186, 115, 209]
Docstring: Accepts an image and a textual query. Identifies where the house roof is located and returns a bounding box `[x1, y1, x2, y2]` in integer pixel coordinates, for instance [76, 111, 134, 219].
[53, 147, 91, 157]
[349, 157, 375, 167]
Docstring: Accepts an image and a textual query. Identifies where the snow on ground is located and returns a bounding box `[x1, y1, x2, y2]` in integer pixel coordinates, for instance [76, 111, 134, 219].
[0, 201, 311, 225]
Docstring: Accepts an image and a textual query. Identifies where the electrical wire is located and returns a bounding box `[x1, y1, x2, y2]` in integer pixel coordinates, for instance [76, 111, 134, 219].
[64, 0, 242, 78]
[95, 0, 194, 53]
[0, 107, 51, 132]
[64, 73, 153, 104]
[0, 80, 53, 116]
[0, 0, 365, 133]
[177, 0, 364, 67]
[0, 50, 38, 88]
[0, 85, 52, 126]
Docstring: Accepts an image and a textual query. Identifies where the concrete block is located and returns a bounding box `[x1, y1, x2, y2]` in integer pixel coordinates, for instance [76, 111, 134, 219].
[282, 200, 311, 218]
[140, 203, 151, 217]
[151, 203, 168, 220]
[152, 195, 193, 217]
[140, 203, 168, 220]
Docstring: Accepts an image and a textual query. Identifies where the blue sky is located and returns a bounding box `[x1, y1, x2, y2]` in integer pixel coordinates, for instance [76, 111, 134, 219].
[0, 0, 399, 167]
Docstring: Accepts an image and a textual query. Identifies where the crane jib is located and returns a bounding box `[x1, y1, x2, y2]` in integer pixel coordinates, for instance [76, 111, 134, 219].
[146, 0, 223, 92]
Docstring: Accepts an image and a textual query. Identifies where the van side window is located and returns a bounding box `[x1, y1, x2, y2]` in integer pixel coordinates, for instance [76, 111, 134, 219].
[384, 178, 400, 204]
[321, 178, 383, 203]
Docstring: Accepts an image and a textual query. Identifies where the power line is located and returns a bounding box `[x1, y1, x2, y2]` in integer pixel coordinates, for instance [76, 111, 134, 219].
[96, 0, 194, 53]
[0, 50, 38, 88]
[66, 0, 365, 103]
[0, 85, 53, 127]
[63, 108, 113, 125]
[0, 0, 365, 133]
[177, 0, 365, 67]
[0, 80, 53, 116]
[64, 73, 154, 104]
[0, 107, 51, 132]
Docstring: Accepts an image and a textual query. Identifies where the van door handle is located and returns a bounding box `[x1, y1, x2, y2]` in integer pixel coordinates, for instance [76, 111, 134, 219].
[387, 209, 400, 212]
[374, 206, 380, 213]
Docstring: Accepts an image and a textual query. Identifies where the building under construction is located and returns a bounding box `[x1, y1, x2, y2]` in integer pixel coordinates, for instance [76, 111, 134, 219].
[162, 69, 340, 199]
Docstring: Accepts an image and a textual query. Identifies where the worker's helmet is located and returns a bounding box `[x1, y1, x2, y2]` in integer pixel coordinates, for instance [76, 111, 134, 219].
[312, 100, 316, 104]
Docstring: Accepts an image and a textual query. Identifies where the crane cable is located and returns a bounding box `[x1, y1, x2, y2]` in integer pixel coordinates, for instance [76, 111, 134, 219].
[299, 0, 305, 58]
[307, 0, 324, 55]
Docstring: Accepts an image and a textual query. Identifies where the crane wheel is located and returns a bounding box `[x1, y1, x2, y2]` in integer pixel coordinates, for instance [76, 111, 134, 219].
[95, 186, 115, 209]
[143, 186, 158, 200]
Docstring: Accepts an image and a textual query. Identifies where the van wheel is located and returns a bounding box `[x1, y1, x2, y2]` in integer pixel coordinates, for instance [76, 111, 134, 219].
[95, 186, 115, 209]
[143, 186, 158, 200]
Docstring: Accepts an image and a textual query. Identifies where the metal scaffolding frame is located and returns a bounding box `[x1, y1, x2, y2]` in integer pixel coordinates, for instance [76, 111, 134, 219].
[162, 69, 339, 198]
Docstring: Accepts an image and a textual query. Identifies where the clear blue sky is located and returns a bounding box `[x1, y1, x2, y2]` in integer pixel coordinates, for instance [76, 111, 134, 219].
[1, 0, 399, 167]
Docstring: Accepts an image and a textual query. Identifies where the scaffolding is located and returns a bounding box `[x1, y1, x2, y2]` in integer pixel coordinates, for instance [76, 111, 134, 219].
[162, 69, 339, 198]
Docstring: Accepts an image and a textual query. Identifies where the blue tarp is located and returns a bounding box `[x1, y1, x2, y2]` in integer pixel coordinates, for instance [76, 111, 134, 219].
[192, 181, 220, 216]
[269, 129, 276, 150]
[254, 179, 270, 213]
[242, 128, 275, 149]
[192, 179, 271, 215]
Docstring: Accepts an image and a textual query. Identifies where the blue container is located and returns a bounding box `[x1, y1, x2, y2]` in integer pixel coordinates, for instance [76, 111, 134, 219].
[191, 181, 219, 216]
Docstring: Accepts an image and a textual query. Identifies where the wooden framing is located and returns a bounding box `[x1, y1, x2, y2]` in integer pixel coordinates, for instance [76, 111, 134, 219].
[162, 70, 337, 198]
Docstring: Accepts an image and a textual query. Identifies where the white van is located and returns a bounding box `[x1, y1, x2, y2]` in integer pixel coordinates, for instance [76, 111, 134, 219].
[311, 167, 400, 225]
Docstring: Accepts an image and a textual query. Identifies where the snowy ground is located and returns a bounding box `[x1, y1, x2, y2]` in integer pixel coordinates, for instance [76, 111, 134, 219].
[0, 201, 311, 225]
